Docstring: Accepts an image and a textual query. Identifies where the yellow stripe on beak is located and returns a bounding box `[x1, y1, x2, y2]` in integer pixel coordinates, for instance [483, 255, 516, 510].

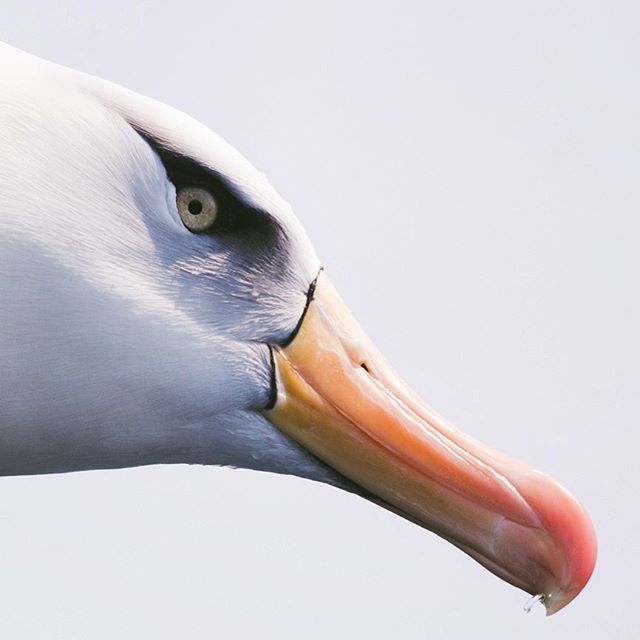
[265, 272, 596, 615]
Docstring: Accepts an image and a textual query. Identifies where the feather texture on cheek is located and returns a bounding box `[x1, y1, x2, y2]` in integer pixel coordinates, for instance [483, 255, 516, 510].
[0, 41, 342, 484]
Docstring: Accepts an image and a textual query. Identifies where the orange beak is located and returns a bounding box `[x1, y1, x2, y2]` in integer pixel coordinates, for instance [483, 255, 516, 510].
[265, 272, 596, 615]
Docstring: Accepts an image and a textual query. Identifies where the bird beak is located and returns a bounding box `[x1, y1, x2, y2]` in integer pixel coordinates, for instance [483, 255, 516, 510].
[265, 271, 596, 615]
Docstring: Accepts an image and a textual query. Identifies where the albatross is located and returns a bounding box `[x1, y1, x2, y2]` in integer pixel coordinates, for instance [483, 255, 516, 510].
[0, 42, 596, 615]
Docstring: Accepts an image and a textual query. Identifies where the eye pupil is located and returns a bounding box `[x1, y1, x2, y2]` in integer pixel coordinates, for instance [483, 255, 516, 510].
[188, 199, 203, 215]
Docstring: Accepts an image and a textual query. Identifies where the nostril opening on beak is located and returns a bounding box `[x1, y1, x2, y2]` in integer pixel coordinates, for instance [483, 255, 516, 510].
[360, 362, 371, 374]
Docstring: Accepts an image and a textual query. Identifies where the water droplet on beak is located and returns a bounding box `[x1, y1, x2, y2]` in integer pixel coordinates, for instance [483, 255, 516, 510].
[523, 594, 545, 614]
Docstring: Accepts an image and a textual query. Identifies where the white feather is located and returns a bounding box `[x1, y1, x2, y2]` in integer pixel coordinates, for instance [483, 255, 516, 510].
[0, 42, 345, 489]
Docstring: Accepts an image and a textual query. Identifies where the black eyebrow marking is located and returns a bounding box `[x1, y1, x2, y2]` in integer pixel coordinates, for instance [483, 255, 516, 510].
[133, 126, 245, 203]
[132, 125, 281, 238]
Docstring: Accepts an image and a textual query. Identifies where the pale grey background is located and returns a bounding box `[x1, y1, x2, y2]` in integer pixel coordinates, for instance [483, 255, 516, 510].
[1, 1, 638, 638]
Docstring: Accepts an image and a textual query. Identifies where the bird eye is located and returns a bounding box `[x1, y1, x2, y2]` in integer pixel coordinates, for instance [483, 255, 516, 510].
[176, 186, 218, 232]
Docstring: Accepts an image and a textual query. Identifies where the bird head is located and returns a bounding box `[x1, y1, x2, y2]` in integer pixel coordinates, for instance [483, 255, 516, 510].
[0, 43, 596, 615]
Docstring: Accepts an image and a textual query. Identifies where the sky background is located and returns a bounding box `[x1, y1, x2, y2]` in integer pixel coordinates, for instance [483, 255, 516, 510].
[1, 1, 638, 638]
